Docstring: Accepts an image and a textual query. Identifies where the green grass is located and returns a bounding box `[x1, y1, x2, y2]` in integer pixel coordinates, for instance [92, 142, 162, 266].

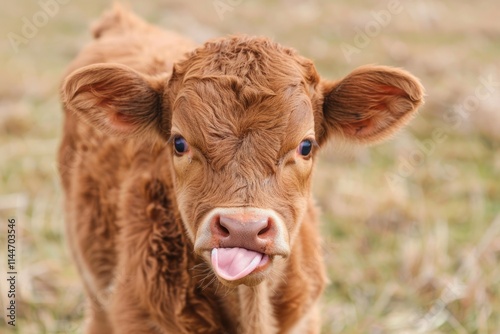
[1, 0, 499, 333]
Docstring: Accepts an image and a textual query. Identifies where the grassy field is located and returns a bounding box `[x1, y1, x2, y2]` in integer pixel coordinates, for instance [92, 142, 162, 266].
[1, 0, 499, 333]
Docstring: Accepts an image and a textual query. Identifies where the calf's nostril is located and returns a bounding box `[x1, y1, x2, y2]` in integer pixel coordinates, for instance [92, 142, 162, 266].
[216, 219, 230, 237]
[257, 223, 271, 236]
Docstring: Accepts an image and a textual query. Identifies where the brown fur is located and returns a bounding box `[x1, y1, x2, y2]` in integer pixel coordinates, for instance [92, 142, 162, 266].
[58, 5, 424, 334]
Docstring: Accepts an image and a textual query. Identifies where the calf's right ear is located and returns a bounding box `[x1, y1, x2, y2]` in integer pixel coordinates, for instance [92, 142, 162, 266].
[62, 63, 168, 138]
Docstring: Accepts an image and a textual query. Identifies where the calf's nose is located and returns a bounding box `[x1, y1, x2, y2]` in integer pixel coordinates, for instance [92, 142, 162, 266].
[212, 213, 275, 252]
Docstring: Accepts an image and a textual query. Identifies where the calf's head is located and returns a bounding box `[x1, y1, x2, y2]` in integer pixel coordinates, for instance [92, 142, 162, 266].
[63, 36, 423, 286]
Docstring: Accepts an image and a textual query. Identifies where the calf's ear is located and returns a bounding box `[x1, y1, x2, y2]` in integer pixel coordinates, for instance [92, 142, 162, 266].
[62, 63, 168, 138]
[319, 65, 424, 145]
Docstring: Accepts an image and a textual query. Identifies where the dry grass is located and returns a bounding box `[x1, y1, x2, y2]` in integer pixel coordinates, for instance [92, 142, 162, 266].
[0, 0, 499, 333]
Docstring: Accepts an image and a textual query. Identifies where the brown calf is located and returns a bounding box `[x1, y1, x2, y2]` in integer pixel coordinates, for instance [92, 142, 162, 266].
[59, 5, 424, 334]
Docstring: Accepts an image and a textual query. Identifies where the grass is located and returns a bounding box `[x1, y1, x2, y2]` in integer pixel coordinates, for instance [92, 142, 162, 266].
[1, 0, 499, 333]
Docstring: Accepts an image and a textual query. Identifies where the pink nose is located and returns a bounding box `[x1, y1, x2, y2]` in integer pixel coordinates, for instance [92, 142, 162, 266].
[211, 213, 276, 253]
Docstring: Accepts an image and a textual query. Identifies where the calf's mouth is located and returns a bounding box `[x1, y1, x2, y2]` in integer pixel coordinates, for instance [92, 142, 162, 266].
[193, 207, 290, 285]
[211, 247, 271, 281]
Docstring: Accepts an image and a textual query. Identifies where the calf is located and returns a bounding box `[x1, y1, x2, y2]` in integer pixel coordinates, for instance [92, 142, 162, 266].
[59, 5, 424, 334]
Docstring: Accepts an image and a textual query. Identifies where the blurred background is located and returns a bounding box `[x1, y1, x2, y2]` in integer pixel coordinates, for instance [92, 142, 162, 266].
[0, 0, 499, 333]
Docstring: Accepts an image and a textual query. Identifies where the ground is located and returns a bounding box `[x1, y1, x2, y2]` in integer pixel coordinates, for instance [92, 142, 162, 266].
[0, 0, 499, 333]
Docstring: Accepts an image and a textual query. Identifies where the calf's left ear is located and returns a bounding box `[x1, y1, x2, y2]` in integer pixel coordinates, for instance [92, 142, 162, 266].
[319, 65, 424, 145]
[62, 63, 168, 138]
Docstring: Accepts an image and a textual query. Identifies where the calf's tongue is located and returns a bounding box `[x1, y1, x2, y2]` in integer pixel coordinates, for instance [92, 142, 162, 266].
[211, 248, 264, 281]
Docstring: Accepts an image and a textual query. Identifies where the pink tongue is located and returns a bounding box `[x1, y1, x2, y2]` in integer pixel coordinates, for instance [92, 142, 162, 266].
[211, 248, 264, 281]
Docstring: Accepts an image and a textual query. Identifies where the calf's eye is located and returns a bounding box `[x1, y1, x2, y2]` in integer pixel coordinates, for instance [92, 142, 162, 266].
[174, 136, 189, 154]
[298, 139, 313, 156]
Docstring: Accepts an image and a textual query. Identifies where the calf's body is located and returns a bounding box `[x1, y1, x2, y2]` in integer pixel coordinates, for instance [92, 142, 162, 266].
[59, 6, 423, 333]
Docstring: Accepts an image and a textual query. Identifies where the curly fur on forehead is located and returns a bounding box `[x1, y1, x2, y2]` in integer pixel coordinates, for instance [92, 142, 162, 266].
[171, 35, 320, 92]
[168, 36, 320, 175]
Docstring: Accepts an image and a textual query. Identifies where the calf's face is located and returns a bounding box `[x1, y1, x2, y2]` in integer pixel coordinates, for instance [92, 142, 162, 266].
[63, 37, 423, 286]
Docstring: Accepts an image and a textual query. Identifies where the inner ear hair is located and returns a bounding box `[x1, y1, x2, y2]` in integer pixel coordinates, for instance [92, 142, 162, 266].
[320, 65, 425, 145]
[62, 63, 170, 140]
